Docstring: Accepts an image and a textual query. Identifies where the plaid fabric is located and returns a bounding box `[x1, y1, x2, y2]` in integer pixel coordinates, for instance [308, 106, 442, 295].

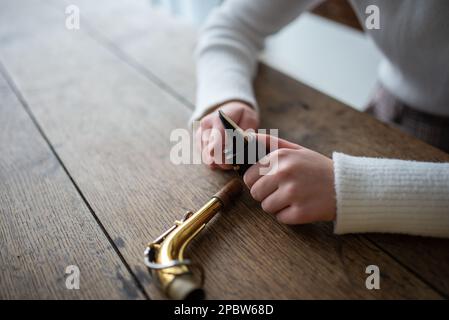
[366, 86, 449, 153]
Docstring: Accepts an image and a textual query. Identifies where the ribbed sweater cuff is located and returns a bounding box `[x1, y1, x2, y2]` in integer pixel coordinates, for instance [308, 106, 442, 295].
[191, 70, 257, 124]
[191, 49, 258, 125]
[333, 152, 449, 238]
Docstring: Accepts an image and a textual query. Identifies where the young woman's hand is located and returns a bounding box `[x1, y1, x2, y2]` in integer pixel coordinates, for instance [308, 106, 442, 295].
[195, 101, 259, 169]
[244, 134, 336, 225]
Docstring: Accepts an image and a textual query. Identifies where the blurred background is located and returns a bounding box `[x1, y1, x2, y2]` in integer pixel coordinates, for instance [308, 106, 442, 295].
[150, 0, 383, 111]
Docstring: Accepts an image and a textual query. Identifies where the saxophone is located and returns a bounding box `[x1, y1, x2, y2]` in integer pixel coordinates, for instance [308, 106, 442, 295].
[144, 178, 242, 299]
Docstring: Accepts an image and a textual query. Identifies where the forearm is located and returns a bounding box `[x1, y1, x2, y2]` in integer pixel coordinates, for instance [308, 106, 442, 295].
[193, 0, 321, 122]
[333, 152, 449, 238]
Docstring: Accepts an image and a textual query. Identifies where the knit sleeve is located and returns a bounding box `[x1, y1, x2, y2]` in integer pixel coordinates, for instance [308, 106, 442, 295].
[333, 152, 449, 238]
[192, 0, 321, 123]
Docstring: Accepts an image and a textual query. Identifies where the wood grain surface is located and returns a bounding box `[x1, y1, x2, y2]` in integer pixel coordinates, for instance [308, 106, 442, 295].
[0, 71, 144, 299]
[71, 0, 449, 297]
[0, 0, 447, 299]
[313, 0, 363, 31]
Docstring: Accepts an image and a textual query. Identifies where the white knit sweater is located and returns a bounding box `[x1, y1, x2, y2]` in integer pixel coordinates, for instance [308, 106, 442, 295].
[194, 0, 449, 238]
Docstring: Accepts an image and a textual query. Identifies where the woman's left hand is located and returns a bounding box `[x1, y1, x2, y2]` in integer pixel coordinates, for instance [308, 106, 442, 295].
[243, 134, 336, 224]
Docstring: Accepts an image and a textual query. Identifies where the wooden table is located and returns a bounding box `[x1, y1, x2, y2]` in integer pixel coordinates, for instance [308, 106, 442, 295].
[1, 0, 448, 299]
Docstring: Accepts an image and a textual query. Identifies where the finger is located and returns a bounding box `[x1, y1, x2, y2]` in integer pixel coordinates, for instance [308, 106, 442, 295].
[243, 161, 263, 188]
[201, 129, 217, 167]
[243, 150, 279, 188]
[242, 134, 299, 179]
[238, 108, 259, 130]
[200, 126, 211, 153]
[196, 125, 209, 153]
[250, 174, 278, 202]
[202, 145, 215, 167]
[276, 206, 315, 225]
[195, 127, 202, 152]
[197, 129, 216, 169]
[260, 189, 291, 214]
[212, 115, 225, 138]
[210, 120, 231, 169]
[208, 122, 233, 169]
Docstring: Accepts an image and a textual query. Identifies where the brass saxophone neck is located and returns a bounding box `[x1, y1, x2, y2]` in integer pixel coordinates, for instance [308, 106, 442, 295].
[144, 178, 243, 299]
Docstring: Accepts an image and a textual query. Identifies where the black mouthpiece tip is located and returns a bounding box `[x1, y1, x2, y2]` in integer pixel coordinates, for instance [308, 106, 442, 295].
[218, 109, 235, 130]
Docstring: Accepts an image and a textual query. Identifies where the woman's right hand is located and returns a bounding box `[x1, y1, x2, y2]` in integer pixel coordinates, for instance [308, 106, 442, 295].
[195, 101, 259, 169]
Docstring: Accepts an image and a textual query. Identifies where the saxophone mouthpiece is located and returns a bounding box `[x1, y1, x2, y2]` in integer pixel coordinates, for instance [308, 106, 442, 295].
[218, 109, 266, 175]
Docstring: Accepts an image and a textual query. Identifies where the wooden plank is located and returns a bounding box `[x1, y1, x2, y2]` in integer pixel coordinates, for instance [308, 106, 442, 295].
[0, 72, 144, 299]
[0, 0, 442, 299]
[71, 0, 449, 296]
[312, 0, 363, 31]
